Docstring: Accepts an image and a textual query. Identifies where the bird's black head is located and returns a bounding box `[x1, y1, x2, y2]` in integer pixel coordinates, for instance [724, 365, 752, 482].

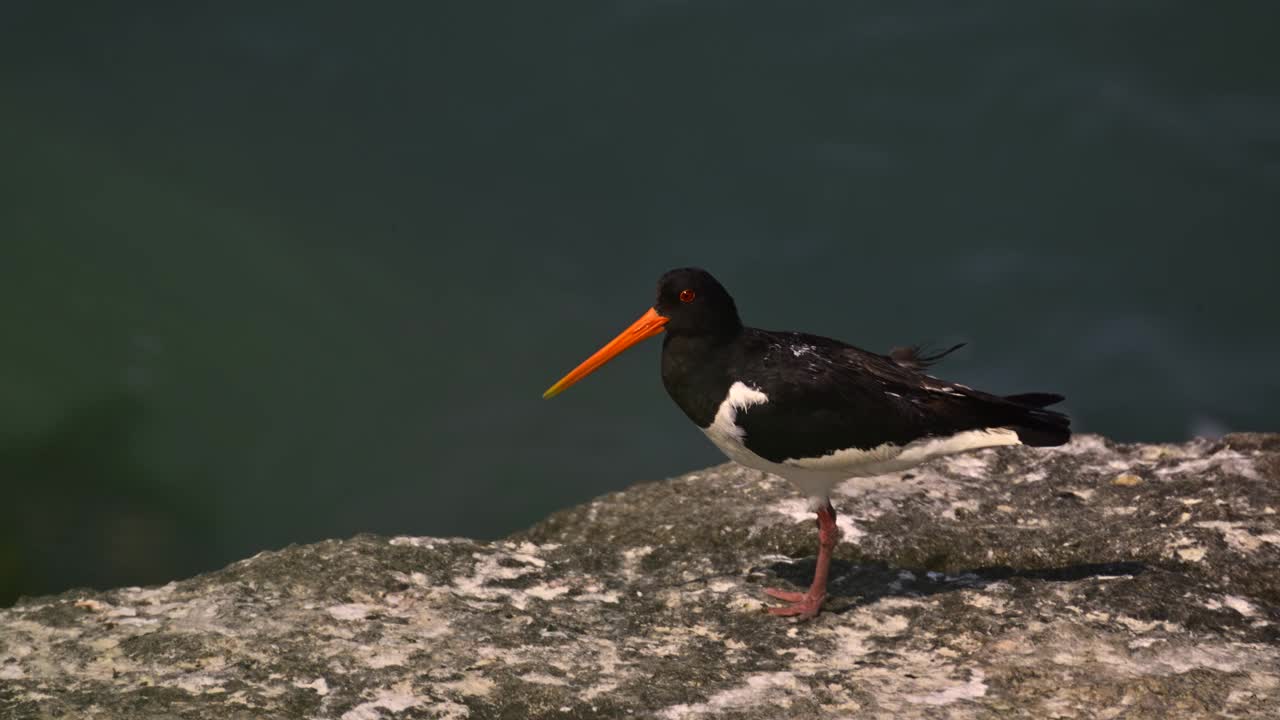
[541, 267, 742, 399]
[653, 267, 743, 337]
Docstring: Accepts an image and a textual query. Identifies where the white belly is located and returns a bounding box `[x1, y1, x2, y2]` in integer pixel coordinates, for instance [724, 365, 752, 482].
[701, 381, 1022, 505]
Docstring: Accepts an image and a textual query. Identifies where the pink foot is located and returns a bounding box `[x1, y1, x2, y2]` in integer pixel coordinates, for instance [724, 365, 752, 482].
[764, 500, 838, 620]
[762, 587, 807, 603]
[765, 591, 826, 619]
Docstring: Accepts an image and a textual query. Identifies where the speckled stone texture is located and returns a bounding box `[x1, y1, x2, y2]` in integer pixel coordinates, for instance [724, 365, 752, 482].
[2, 434, 1279, 719]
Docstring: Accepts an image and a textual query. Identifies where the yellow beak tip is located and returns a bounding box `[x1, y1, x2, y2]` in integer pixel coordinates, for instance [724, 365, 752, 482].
[542, 307, 668, 403]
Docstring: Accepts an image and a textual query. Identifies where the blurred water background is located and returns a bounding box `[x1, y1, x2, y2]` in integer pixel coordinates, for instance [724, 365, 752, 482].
[3, 2, 1278, 605]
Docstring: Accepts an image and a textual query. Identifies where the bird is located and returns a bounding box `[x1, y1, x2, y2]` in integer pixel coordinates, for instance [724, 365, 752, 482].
[543, 268, 1070, 619]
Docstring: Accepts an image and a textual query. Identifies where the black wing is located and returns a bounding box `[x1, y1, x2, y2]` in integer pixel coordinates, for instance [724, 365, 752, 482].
[732, 329, 1069, 463]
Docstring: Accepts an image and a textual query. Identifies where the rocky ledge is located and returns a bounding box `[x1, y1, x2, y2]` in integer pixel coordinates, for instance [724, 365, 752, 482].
[2, 435, 1279, 719]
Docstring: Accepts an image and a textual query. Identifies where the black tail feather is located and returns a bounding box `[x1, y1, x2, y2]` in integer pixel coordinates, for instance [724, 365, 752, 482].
[1004, 392, 1065, 409]
[1014, 423, 1071, 447]
[1007, 393, 1070, 447]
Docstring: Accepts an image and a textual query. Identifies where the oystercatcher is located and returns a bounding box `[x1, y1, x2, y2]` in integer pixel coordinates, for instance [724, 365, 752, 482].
[544, 268, 1070, 618]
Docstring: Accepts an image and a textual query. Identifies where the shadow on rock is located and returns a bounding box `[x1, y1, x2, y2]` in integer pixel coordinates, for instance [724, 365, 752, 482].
[755, 558, 1148, 612]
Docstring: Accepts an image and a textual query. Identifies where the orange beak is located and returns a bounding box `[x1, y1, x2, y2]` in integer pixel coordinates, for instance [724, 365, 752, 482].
[543, 307, 669, 399]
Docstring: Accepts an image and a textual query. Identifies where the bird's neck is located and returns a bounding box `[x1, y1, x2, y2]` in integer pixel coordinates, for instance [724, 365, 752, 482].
[660, 331, 739, 428]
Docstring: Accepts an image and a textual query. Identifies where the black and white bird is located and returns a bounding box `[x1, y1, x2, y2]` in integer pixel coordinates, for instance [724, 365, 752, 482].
[543, 268, 1070, 618]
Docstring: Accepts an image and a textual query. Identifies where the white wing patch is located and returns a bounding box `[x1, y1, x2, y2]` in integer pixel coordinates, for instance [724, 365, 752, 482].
[701, 381, 769, 464]
[923, 381, 964, 396]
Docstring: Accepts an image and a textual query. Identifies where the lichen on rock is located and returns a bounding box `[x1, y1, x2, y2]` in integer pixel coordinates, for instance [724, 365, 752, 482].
[2, 434, 1279, 718]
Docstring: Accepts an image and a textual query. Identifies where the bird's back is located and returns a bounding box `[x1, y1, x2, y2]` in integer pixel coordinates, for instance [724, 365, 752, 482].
[726, 328, 1070, 466]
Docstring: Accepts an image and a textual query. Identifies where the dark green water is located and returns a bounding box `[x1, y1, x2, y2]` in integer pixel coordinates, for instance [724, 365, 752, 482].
[3, 2, 1278, 604]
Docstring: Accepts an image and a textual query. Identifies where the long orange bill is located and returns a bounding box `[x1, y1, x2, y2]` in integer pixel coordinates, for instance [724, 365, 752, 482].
[543, 307, 670, 399]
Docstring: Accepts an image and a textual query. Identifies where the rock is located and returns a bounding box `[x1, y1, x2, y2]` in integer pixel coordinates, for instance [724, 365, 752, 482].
[2, 434, 1279, 719]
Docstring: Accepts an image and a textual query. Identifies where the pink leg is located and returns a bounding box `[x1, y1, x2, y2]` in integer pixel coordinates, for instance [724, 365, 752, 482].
[765, 500, 837, 619]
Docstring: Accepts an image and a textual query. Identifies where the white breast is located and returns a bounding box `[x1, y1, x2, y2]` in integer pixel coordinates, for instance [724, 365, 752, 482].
[701, 381, 771, 468]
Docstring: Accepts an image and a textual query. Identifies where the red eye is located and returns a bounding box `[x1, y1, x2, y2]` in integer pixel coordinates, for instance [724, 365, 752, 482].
[679, 289, 696, 303]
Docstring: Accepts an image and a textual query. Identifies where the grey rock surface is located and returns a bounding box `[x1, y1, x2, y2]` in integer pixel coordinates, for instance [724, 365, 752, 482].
[2, 434, 1279, 719]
